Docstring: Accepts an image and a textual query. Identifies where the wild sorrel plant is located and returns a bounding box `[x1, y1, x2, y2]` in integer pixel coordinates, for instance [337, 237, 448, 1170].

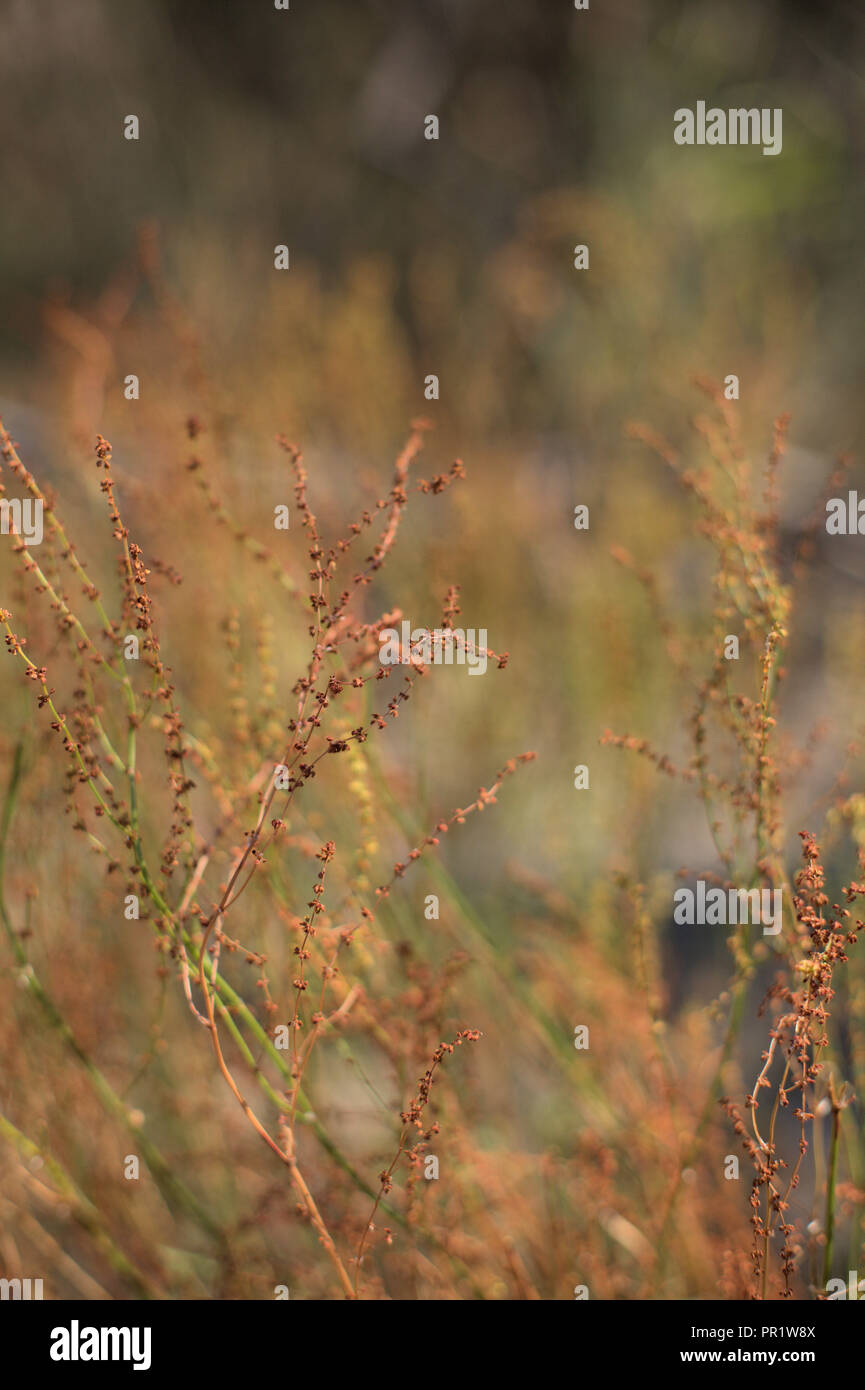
[2, 351, 862, 1303]
[724, 831, 860, 1299]
[606, 381, 864, 1297]
[0, 410, 533, 1299]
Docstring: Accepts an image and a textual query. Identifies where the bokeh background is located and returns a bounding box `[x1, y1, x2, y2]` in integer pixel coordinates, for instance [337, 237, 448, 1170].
[1, 0, 865, 1300]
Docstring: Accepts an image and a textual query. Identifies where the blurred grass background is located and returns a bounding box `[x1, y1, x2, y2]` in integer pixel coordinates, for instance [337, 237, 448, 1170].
[1, 0, 865, 1299]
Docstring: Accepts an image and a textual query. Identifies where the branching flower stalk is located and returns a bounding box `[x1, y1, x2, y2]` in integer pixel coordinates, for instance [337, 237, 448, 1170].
[1, 411, 532, 1297]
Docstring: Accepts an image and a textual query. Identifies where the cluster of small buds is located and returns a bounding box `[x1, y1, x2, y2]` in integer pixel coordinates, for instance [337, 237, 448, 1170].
[400, 1029, 482, 1131]
[376, 754, 536, 898]
[601, 729, 691, 780]
[289, 842, 335, 1019]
